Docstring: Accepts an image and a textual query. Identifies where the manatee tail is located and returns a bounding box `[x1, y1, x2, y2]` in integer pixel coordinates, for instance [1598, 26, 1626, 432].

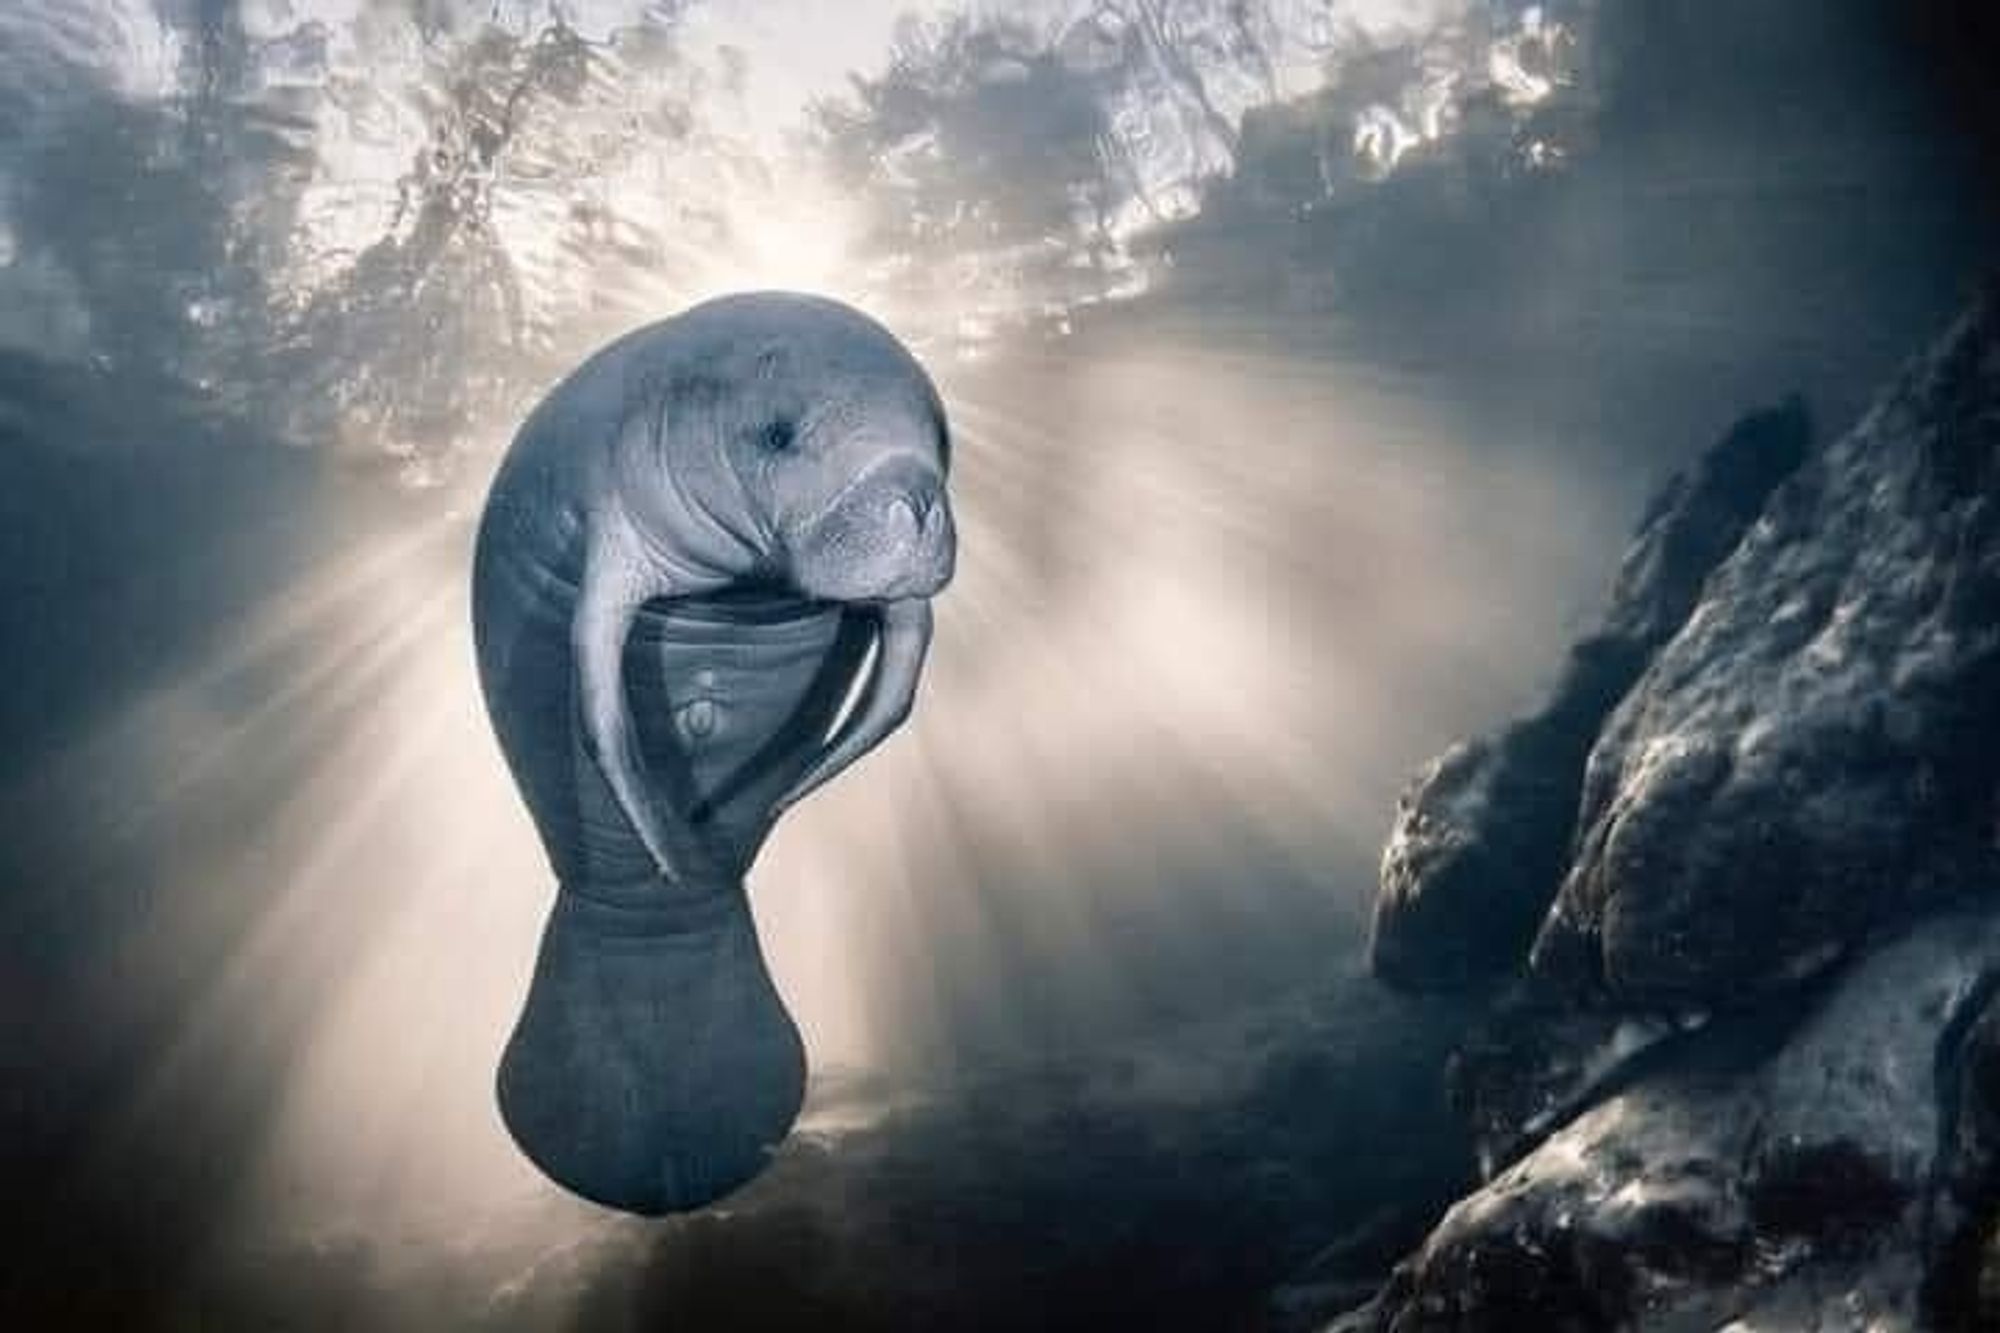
[496, 886, 806, 1215]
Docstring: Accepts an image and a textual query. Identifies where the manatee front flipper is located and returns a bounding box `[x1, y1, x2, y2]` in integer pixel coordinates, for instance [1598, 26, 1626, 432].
[772, 596, 933, 817]
[573, 515, 720, 882]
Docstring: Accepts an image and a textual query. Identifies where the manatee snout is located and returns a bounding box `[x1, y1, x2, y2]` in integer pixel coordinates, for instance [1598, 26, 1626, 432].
[786, 452, 955, 603]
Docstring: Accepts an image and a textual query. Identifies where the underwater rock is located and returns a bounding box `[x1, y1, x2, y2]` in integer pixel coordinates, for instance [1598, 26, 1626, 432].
[1440, 998, 1691, 1176]
[1335, 288, 2000, 1330]
[1533, 296, 2000, 1006]
[1340, 907, 2000, 1333]
[1929, 979, 2000, 1330]
[1371, 399, 1811, 993]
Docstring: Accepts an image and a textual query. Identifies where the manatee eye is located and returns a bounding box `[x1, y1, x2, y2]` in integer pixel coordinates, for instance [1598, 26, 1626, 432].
[757, 418, 796, 453]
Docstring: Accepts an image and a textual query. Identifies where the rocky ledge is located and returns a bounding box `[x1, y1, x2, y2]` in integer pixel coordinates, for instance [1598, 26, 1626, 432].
[1329, 286, 2000, 1332]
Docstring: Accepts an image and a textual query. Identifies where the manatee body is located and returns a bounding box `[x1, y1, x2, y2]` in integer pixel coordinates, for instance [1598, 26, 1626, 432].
[471, 292, 953, 1214]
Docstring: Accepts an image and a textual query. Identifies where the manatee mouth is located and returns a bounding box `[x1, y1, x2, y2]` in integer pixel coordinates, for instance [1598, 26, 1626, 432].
[785, 453, 953, 603]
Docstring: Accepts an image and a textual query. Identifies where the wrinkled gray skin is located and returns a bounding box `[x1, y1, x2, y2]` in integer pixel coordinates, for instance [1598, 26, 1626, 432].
[471, 292, 954, 1214]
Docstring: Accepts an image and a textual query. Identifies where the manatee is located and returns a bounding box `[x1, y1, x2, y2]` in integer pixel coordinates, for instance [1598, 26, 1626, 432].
[471, 292, 954, 1213]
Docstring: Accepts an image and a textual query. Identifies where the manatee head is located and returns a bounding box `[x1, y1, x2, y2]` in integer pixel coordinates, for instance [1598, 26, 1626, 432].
[685, 292, 955, 605]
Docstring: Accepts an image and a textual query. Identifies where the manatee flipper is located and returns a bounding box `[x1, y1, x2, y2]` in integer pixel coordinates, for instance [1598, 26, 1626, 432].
[773, 596, 933, 815]
[574, 517, 717, 882]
